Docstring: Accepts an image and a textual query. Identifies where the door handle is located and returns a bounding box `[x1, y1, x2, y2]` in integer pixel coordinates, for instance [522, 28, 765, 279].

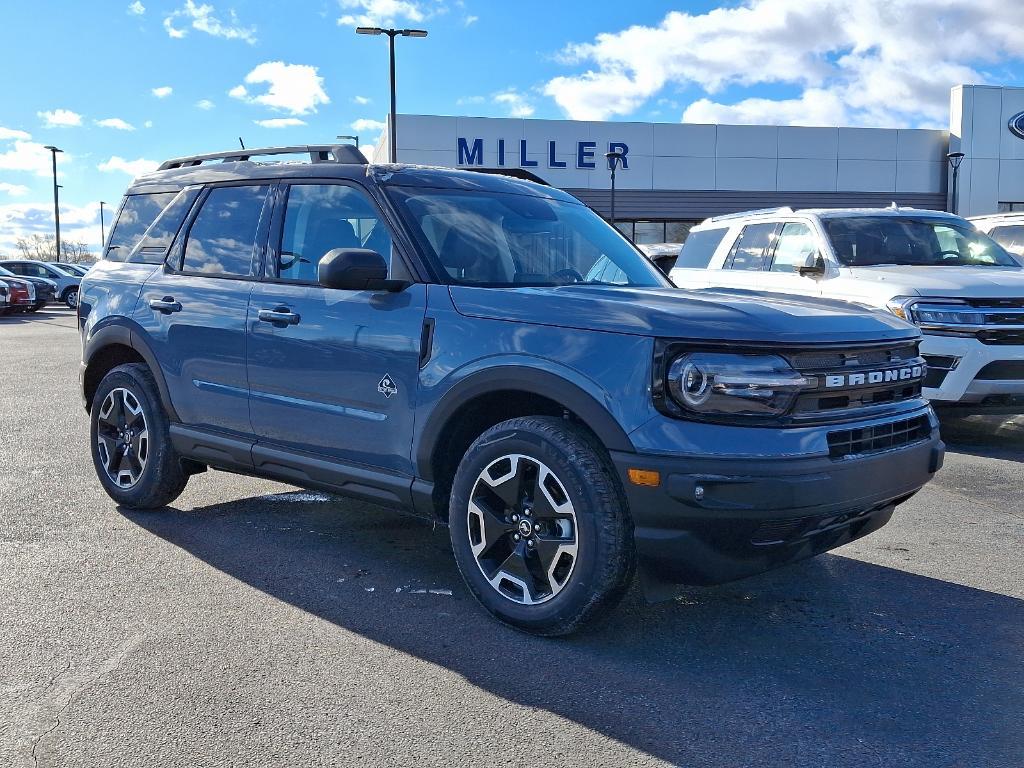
[258, 308, 301, 325]
[149, 297, 182, 314]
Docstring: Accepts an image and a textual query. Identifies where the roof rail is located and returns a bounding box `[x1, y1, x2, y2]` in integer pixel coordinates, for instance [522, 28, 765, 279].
[705, 206, 794, 224]
[461, 167, 551, 186]
[157, 144, 367, 171]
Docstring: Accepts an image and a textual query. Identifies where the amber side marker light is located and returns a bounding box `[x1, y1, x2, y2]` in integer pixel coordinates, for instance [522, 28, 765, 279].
[627, 468, 661, 487]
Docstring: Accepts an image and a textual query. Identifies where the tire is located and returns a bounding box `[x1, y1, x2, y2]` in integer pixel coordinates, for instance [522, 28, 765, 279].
[27, 302, 43, 313]
[449, 416, 635, 636]
[63, 288, 79, 309]
[90, 363, 189, 509]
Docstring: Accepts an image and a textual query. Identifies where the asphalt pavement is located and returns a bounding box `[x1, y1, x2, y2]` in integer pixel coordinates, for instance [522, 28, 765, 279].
[1, 307, 1021, 767]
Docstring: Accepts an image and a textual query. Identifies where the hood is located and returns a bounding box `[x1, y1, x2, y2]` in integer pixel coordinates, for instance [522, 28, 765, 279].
[448, 285, 918, 344]
[848, 265, 1024, 298]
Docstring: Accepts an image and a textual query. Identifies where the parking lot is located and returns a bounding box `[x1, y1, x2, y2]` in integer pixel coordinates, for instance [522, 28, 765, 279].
[1, 309, 1021, 768]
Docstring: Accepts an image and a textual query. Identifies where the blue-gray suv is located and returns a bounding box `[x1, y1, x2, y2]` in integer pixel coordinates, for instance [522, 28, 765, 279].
[79, 145, 944, 635]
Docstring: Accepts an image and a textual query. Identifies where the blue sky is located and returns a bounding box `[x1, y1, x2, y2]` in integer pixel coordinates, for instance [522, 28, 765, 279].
[1, 0, 1022, 254]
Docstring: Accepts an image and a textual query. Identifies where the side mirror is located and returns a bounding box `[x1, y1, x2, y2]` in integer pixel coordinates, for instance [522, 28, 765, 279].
[798, 253, 826, 278]
[317, 248, 405, 292]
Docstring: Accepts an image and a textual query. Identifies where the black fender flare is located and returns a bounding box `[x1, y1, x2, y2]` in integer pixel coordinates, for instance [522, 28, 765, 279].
[414, 365, 635, 481]
[84, 320, 179, 422]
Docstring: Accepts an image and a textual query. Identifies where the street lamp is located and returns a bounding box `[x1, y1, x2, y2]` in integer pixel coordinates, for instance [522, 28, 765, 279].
[604, 150, 625, 228]
[947, 152, 966, 215]
[43, 145, 63, 261]
[100, 201, 107, 249]
[355, 26, 428, 163]
[336, 134, 360, 147]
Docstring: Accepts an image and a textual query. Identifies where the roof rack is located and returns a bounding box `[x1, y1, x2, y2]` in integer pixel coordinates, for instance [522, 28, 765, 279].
[461, 167, 551, 186]
[157, 144, 367, 171]
[705, 206, 794, 224]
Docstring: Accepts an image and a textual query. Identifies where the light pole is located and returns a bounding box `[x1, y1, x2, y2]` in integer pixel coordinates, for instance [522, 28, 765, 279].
[947, 152, 965, 215]
[336, 134, 360, 147]
[100, 201, 107, 249]
[604, 150, 625, 228]
[355, 26, 428, 163]
[44, 145, 63, 261]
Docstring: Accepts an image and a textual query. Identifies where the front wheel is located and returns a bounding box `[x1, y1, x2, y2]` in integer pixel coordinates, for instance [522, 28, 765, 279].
[449, 416, 635, 636]
[90, 363, 189, 509]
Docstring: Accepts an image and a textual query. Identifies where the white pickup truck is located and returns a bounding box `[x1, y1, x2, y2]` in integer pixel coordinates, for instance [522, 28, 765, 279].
[670, 207, 1024, 409]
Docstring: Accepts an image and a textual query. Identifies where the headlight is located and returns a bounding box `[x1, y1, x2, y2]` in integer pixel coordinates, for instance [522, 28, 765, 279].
[886, 297, 980, 329]
[666, 353, 808, 417]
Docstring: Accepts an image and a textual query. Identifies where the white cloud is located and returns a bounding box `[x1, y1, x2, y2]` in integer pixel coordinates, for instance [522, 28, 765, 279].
[494, 90, 534, 118]
[0, 182, 29, 197]
[95, 117, 136, 131]
[230, 62, 329, 116]
[255, 118, 306, 128]
[464, 14, 478, 26]
[337, 0, 427, 26]
[127, 1, 145, 15]
[0, 200, 105, 254]
[352, 95, 371, 105]
[0, 139, 71, 178]
[152, 86, 173, 98]
[144, 120, 154, 128]
[0, 127, 31, 141]
[164, 0, 256, 43]
[97, 156, 159, 177]
[352, 118, 386, 132]
[195, 99, 215, 110]
[543, 1, 1024, 127]
[38, 109, 83, 128]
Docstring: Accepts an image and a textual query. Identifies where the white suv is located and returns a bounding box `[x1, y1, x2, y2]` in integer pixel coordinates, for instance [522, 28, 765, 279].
[970, 213, 1024, 265]
[671, 207, 1024, 408]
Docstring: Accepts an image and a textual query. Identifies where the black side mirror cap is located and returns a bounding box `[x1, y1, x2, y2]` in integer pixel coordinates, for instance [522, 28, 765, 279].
[798, 254, 827, 278]
[317, 248, 407, 292]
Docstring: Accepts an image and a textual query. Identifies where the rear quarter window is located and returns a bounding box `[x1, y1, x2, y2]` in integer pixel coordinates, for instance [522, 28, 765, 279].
[105, 192, 178, 263]
[676, 228, 728, 269]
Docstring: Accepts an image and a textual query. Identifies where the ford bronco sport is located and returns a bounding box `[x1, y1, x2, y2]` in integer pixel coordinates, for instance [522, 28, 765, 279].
[80, 146, 943, 635]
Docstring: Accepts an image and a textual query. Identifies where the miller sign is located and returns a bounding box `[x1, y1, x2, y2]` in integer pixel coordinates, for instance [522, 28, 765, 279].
[456, 138, 630, 171]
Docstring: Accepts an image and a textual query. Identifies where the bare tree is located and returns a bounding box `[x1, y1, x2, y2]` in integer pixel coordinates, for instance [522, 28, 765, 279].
[13, 234, 93, 263]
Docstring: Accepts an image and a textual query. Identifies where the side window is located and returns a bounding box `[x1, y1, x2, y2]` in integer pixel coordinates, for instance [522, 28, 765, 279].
[105, 193, 178, 262]
[676, 228, 727, 269]
[770, 223, 817, 273]
[182, 185, 269, 277]
[726, 223, 777, 270]
[131, 188, 202, 264]
[277, 184, 393, 283]
[989, 225, 1024, 258]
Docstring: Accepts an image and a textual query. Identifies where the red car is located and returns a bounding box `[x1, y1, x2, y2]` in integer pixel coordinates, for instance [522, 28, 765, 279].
[0, 275, 35, 314]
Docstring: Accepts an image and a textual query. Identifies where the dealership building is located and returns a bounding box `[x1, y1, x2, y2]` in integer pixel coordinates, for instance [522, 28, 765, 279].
[372, 84, 1024, 244]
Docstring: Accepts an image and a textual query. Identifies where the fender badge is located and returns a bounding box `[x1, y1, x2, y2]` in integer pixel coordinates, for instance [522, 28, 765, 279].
[378, 374, 398, 399]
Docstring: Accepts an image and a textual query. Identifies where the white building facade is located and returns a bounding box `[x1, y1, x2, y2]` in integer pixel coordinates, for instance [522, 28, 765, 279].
[374, 84, 1024, 243]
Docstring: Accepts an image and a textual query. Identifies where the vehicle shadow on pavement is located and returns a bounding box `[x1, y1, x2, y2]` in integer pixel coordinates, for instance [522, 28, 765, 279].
[938, 411, 1024, 463]
[122, 496, 1022, 768]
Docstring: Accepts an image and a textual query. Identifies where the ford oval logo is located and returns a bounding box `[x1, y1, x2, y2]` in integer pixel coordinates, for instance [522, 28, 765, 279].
[1010, 111, 1024, 141]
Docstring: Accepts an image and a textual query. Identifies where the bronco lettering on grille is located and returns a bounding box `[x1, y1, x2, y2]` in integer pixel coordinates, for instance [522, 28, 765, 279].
[824, 366, 923, 388]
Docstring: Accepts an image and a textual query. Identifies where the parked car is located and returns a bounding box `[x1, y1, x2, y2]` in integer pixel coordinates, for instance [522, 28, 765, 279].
[970, 213, 1024, 265]
[672, 207, 1024, 410]
[0, 279, 9, 315]
[49, 261, 92, 277]
[80, 146, 942, 635]
[0, 269, 36, 312]
[0, 265, 56, 312]
[637, 242, 683, 275]
[0, 259, 81, 308]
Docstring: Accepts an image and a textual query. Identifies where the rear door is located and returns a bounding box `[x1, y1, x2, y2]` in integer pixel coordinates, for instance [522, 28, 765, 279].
[669, 227, 729, 289]
[135, 183, 271, 438]
[707, 222, 778, 292]
[988, 224, 1024, 264]
[246, 180, 426, 476]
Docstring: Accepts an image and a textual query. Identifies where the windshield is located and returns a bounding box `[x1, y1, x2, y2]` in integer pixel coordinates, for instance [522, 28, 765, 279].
[824, 216, 1017, 268]
[386, 187, 668, 287]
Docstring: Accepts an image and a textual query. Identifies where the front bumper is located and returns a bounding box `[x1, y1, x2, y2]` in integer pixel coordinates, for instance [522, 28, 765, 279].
[921, 334, 1024, 405]
[613, 410, 943, 590]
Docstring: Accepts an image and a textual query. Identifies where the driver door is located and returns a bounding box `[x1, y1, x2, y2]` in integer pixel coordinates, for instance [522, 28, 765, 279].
[759, 221, 825, 298]
[246, 181, 426, 476]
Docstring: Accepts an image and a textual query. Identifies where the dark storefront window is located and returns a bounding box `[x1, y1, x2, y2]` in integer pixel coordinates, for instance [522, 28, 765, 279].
[613, 220, 697, 244]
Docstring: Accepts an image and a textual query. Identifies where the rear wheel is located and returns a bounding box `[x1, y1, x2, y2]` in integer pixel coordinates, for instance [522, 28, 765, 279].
[90, 363, 188, 509]
[63, 288, 79, 309]
[449, 416, 635, 636]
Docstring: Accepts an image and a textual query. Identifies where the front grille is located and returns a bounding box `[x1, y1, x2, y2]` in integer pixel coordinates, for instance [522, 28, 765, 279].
[788, 343, 925, 419]
[965, 298, 1024, 309]
[827, 415, 931, 460]
[750, 502, 897, 546]
[977, 329, 1024, 345]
